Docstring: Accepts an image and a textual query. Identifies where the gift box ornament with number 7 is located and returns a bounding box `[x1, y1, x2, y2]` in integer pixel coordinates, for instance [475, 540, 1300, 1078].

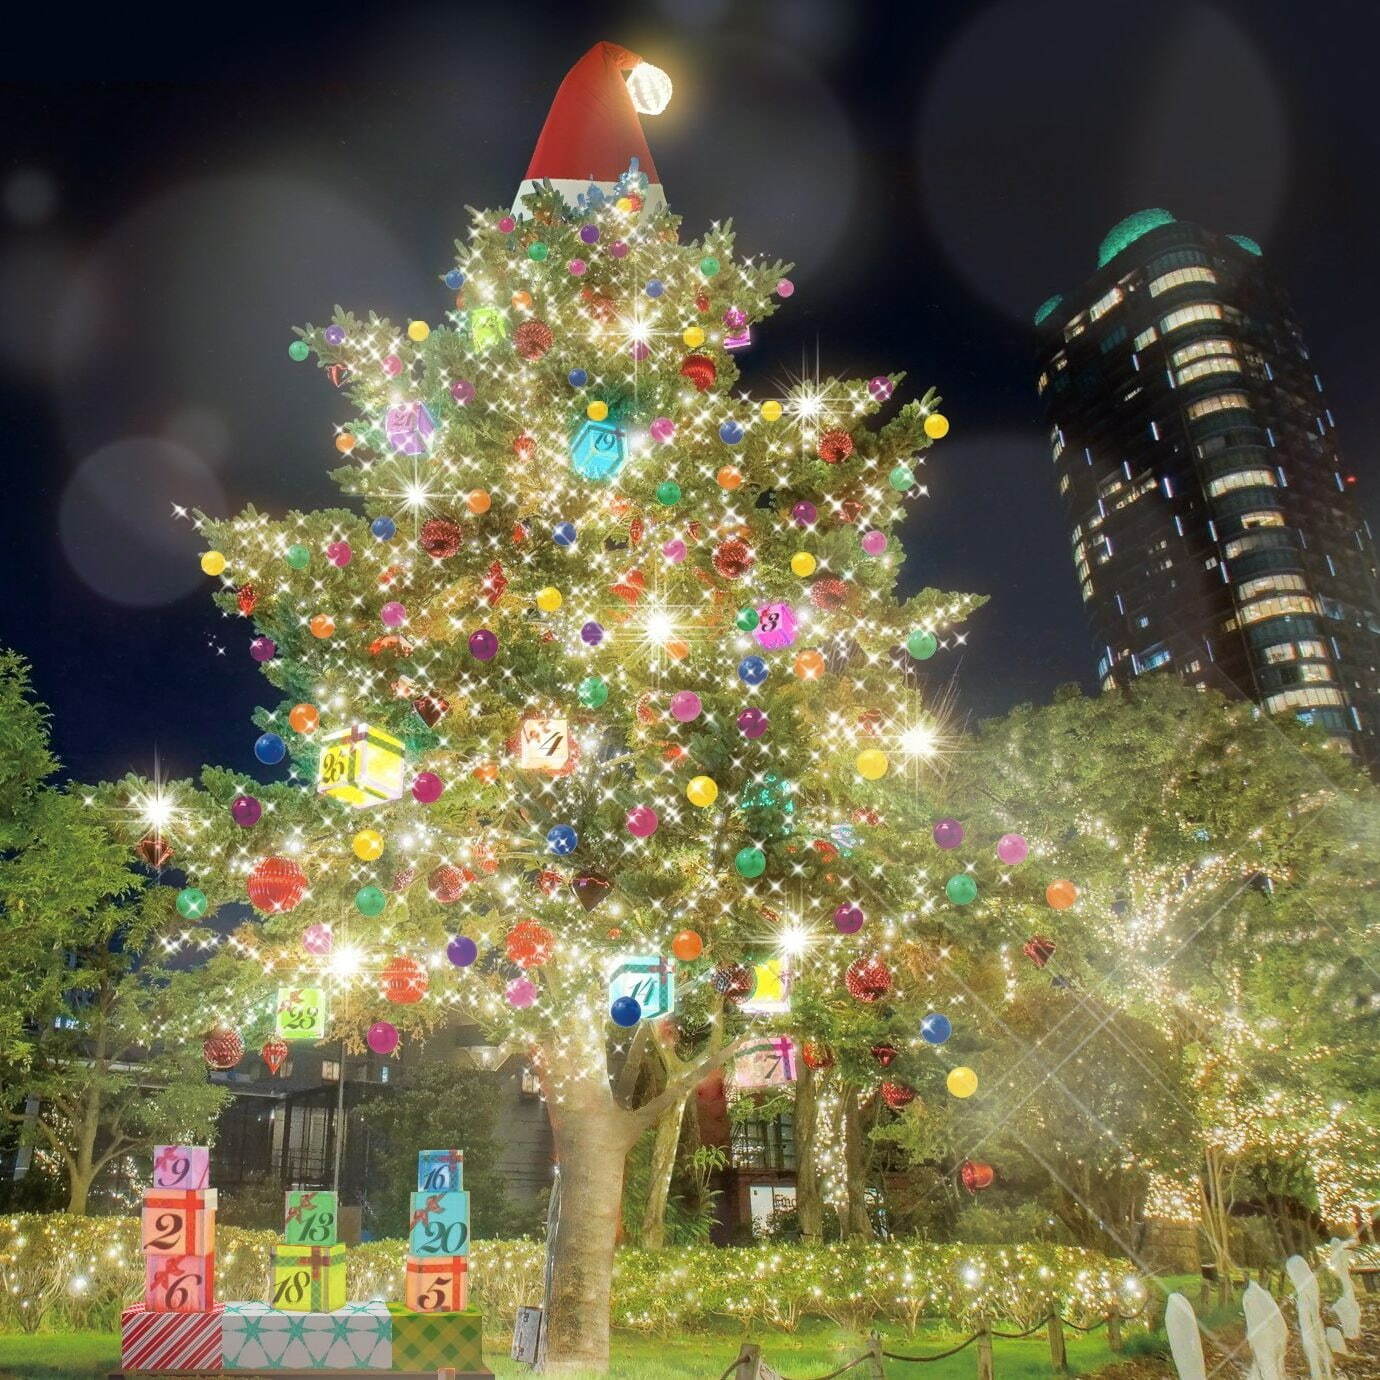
[142, 1189, 217, 1256]
[222, 1299, 391, 1370]
[407, 1190, 470, 1257]
[271, 1241, 347, 1312]
[416, 1148, 464, 1194]
[386, 1303, 484, 1374]
[144, 1252, 216, 1313]
[283, 1189, 339, 1246]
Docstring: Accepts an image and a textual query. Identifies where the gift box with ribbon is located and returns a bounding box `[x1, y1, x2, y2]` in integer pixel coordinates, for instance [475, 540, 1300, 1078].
[153, 1144, 210, 1190]
[386, 1302, 484, 1374]
[120, 1302, 224, 1371]
[407, 1189, 470, 1258]
[416, 1148, 464, 1194]
[384, 401, 436, 456]
[144, 1252, 216, 1313]
[141, 1188, 217, 1256]
[283, 1189, 339, 1247]
[222, 1299, 391, 1370]
[404, 1254, 467, 1313]
[271, 1242, 347, 1312]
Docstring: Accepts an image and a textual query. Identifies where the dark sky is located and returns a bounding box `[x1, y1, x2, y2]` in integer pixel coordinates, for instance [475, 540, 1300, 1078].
[2, 0, 1377, 787]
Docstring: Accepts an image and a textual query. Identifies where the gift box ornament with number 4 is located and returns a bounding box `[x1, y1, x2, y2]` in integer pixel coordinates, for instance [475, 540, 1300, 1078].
[153, 1144, 210, 1190]
[222, 1299, 390, 1370]
[407, 1190, 470, 1257]
[417, 1148, 464, 1193]
[142, 1189, 216, 1256]
[271, 1242, 346, 1312]
[283, 1189, 338, 1246]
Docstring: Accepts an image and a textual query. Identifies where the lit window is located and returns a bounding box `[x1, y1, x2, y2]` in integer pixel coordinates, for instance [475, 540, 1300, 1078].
[1263, 686, 1345, 712]
[1037, 371, 1049, 395]
[1063, 314, 1087, 342]
[1059, 472, 1071, 496]
[1176, 356, 1243, 386]
[1148, 266, 1218, 295]
[1186, 391, 1251, 421]
[1171, 337, 1238, 367]
[1239, 510, 1286, 529]
[1090, 286, 1123, 320]
[1206, 469, 1278, 497]
[1161, 303, 1225, 333]
[1239, 595, 1321, 625]
[1134, 326, 1158, 351]
[1236, 573, 1309, 602]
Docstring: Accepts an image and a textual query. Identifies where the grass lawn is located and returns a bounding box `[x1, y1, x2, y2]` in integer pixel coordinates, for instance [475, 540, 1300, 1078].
[0, 1318, 1130, 1379]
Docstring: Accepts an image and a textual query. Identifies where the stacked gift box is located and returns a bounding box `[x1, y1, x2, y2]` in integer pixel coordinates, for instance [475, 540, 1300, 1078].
[121, 1145, 222, 1371]
[406, 1149, 469, 1312]
[272, 1188, 347, 1312]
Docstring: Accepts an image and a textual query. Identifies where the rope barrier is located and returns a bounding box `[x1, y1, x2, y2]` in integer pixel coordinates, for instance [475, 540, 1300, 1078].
[881, 1333, 981, 1362]
[989, 1316, 1055, 1341]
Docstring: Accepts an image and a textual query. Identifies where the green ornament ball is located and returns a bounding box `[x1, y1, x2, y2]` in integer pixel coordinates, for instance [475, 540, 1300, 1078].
[945, 873, 978, 906]
[528, 242, 549, 261]
[355, 885, 387, 917]
[889, 464, 915, 492]
[578, 675, 609, 708]
[907, 629, 938, 660]
[699, 256, 721, 277]
[285, 544, 311, 571]
[735, 846, 767, 879]
[735, 607, 760, 632]
[656, 481, 682, 506]
[176, 887, 208, 920]
[287, 340, 310, 362]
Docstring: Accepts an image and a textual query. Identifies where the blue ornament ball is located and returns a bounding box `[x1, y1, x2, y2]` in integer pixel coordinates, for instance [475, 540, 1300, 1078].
[567, 368, 589, 388]
[546, 824, 579, 856]
[610, 996, 642, 1027]
[443, 268, 465, 290]
[371, 516, 397, 541]
[738, 656, 769, 687]
[719, 420, 745, 445]
[254, 732, 287, 765]
[921, 1012, 953, 1045]
[553, 522, 577, 548]
[446, 935, 479, 967]
[645, 279, 665, 298]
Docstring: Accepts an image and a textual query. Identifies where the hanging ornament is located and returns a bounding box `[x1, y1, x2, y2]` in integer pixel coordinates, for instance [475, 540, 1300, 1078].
[710, 961, 755, 1002]
[514, 319, 554, 360]
[202, 1027, 244, 1070]
[176, 887, 208, 920]
[808, 577, 852, 612]
[947, 1066, 978, 1098]
[446, 935, 479, 967]
[680, 354, 716, 391]
[137, 835, 173, 869]
[801, 1042, 835, 1070]
[246, 857, 307, 914]
[1023, 936, 1057, 968]
[236, 583, 258, 615]
[871, 1041, 899, 1068]
[996, 833, 1029, 865]
[506, 920, 555, 968]
[920, 1012, 952, 1045]
[833, 902, 865, 934]
[571, 871, 613, 912]
[419, 517, 463, 559]
[368, 1021, 400, 1055]
[413, 693, 450, 728]
[610, 569, 646, 604]
[390, 865, 417, 894]
[960, 1160, 995, 1192]
[880, 1082, 916, 1110]
[844, 955, 892, 1003]
[231, 794, 262, 828]
[260, 1037, 289, 1077]
[933, 818, 964, 850]
[945, 874, 978, 906]
[381, 956, 429, 1004]
[817, 429, 854, 463]
[1046, 879, 1079, 910]
[610, 996, 642, 1027]
[303, 924, 333, 957]
[428, 865, 472, 904]
[713, 538, 754, 580]
[671, 929, 703, 962]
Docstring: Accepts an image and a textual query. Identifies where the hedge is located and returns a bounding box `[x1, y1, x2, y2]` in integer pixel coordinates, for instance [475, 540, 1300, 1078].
[0, 1214, 1145, 1338]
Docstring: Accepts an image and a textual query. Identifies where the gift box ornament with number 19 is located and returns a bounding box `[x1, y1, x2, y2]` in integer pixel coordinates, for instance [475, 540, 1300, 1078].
[270, 1241, 346, 1312]
[283, 1189, 338, 1246]
[407, 1190, 469, 1257]
[417, 1148, 464, 1193]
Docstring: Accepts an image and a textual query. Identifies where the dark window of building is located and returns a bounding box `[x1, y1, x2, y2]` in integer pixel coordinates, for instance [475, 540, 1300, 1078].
[730, 1114, 796, 1171]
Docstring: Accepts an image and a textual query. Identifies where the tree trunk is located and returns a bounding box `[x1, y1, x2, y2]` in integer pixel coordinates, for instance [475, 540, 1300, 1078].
[840, 1085, 874, 1242]
[794, 1062, 823, 1243]
[66, 1167, 93, 1215]
[67, 1083, 102, 1215]
[1198, 1146, 1236, 1284]
[638, 1090, 687, 1250]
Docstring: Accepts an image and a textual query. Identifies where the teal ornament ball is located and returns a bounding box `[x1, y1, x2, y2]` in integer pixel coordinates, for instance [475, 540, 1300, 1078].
[176, 887, 208, 920]
[945, 874, 978, 906]
[735, 846, 767, 879]
[355, 885, 387, 917]
[906, 629, 938, 660]
[285, 544, 311, 571]
[288, 340, 310, 362]
[889, 464, 915, 492]
[656, 481, 682, 506]
[578, 676, 609, 708]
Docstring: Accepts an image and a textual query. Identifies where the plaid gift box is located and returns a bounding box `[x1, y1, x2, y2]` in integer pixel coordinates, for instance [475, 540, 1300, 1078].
[144, 1251, 215, 1312]
[283, 1189, 339, 1246]
[404, 1255, 467, 1312]
[121, 1302, 223, 1371]
[153, 1143, 210, 1189]
[386, 1302, 484, 1373]
[142, 1188, 216, 1256]
[272, 1242, 347, 1312]
[223, 1300, 391, 1370]
[407, 1190, 469, 1258]
[417, 1149, 464, 1194]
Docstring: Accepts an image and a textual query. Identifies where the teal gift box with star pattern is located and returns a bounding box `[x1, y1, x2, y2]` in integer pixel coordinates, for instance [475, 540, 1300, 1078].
[222, 1299, 391, 1370]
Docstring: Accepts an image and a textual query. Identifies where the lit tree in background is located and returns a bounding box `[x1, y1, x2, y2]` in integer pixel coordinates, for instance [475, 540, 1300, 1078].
[96, 45, 1086, 1370]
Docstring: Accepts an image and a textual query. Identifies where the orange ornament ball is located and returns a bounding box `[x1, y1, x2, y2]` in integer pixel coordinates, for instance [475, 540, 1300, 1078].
[716, 466, 743, 491]
[467, 489, 492, 515]
[672, 929, 704, 962]
[794, 649, 826, 679]
[288, 703, 319, 735]
[473, 761, 500, 785]
[512, 290, 533, 309]
[665, 638, 690, 662]
[381, 956, 429, 1005]
[309, 614, 335, 639]
[1046, 879, 1079, 910]
[335, 433, 356, 454]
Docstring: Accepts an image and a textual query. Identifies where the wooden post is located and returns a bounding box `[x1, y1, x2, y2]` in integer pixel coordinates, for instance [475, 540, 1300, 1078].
[977, 1321, 994, 1380]
[1046, 1314, 1068, 1373]
[866, 1332, 887, 1378]
[1107, 1312, 1123, 1353]
[734, 1342, 762, 1380]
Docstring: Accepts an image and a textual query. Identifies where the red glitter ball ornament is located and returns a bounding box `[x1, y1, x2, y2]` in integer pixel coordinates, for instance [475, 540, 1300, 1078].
[808, 577, 852, 612]
[710, 962, 756, 1003]
[802, 1042, 835, 1070]
[818, 429, 854, 464]
[1023, 935, 1057, 968]
[428, 865, 472, 904]
[680, 354, 716, 391]
[581, 288, 618, 323]
[419, 517, 463, 559]
[881, 1081, 916, 1109]
[712, 538, 755, 580]
[513, 434, 536, 459]
[235, 583, 258, 615]
[514, 320, 554, 360]
[246, 856, 307, 914]
[390, 866, 417, 894]
[484, 561, 508, 606]
[202, 1027, 245, 1070]
[506, 919, 555, 969]
[381, 955, 429, 1004]
[844, 954, 892, 1003]
[136, 835, 173, 869]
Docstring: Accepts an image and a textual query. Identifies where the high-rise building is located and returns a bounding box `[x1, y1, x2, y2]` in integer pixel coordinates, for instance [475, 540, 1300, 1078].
[1034, 208, 1380, 765]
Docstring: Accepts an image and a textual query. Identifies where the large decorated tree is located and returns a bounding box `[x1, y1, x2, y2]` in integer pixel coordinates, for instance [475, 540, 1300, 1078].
[99, 45, 1073, 1371]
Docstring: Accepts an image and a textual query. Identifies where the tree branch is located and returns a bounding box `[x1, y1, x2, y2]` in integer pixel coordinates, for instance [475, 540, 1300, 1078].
[628, 1014, 738, 1133]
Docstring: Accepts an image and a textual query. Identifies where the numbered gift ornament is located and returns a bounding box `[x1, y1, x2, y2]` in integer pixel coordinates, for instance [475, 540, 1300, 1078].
[153, 1145, 210, 1190]
[517, 714, 570, 772]
[283, 1190, 338, 1247]
[316, 723, 406, 807]
[753, 603, 797, 650]
[408, 1189, 470, 1258]
[571, 414, 627, 481]
[406, 1256, 468, 1313]
[275, 987, 328, 1041]
[740, 957, 791, 1015]
[271, 1242, 346, 1312]
[607, 953, 675, 1021]
[385, 401, 436, 455]
[733, 1035, 797, 1089]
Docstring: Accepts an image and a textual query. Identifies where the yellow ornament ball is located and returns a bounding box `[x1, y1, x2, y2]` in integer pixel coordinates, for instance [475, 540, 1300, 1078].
[790, 551, 817, 578]
[407, 320, 430, 342]
[352, 829, 384, 862]
[686, 775, 719, 808]
[587, 400, 609, 422]
[760, 400, 783, 422]
[856, 748, 889, 781]
[200, 551, 227, 577]
[536, 586, 563, 613]
[615, 196, 634, 213]
[947, 1066, 978, 1099]
[924, 412, 950, 439]
[682, 325, 706, 348]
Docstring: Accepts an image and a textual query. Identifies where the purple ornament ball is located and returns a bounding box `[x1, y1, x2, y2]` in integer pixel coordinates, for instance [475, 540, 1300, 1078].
[506, 976, 537, 1008]
[580, 224, 601, 245]
[833, 902, 865, 934]
[737, 707, 769, 739]
[367, 1021, 400, 1054]
[469, 628, 499, 661]
[626, 805, 659, 838]
[249, 636, 276, 663]
[231, 794, 262, 827]
[662, 539, 686, 564]
[933, 817, 964, 850]
[670, 691, 702, 723]
[324, 325, 346, 347]
[446, 934, 479, 967]
[791, 501, 818, 527]
[412, 771, 444, 804]
[609, 240, 629, 258]
[451, 378, 476, 404]
[997, 832, 1029, 865]
[868, 376, 894, 402]
[581, 621, 605, 646]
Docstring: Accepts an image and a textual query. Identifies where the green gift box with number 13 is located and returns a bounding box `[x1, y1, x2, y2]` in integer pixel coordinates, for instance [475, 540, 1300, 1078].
[270, 1242, 346, 1312]
[283, 1189, 338, 1246]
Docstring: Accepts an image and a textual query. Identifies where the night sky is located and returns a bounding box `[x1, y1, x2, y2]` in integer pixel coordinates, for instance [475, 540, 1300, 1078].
[3, 1, 1377, 788]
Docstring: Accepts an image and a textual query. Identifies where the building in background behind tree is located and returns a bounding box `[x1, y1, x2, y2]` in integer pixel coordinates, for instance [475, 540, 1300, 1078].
[1034, 209, 1380, 766]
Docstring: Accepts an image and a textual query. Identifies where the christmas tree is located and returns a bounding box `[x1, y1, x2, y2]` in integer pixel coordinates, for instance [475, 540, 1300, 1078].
[103, 43, 1067, 1371]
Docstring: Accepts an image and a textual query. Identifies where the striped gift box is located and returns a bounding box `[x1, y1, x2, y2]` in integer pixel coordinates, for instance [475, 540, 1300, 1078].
[121, 1302, 223, 1371]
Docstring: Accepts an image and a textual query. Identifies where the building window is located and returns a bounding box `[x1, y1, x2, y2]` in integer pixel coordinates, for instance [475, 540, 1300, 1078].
[1176, 355, 1243, 386]
[1059, 472, 1071, 496]
[1161, 303, 1225, 334]
[1239, 509, 1286, 529]
[1137, 647, 1172, 672]
[1063, 314, 1087, 342]
[1236, 573, 1309, 602]
[730, 1115, 796, 1171]
[1100, 324, 1128, 352]
[1223, 530, 1293, 559]
[1089, 286, 1124, 321]
[1206, 469, 1278, 497]
[1134, 326, 1159, 351]
[1149, 265, 1218, 296]
[321, 1060, 341, 1082]
[1171, 337, 1238, 368]
[1263, 687, 1345, 713]
[1239, 594, 1322, 625]
[1147, 248, 1209, 275]
[1186, 391, 1251, 422]
[1037, 371, 1049, 395]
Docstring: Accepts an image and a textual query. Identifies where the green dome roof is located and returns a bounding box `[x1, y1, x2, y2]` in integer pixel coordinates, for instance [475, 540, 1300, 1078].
[1033, 294, 1064, 326]
[1228, 233, 1263, 256]
[1097, 208, 1175, 267]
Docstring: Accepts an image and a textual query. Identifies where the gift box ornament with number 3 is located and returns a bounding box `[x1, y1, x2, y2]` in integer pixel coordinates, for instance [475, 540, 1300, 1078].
[407, 1189, 470, 1257]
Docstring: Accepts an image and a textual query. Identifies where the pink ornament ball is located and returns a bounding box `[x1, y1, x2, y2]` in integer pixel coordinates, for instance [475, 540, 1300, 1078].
[670, 691, 702, 723]
[649, 417, 675, 443]
[568, 257, 588, 276]
[250, 636, 276, 663]
[609, 240, 629, 258]
[412, 771, 444, 804]
[776, 278, 795, 298]
[506, 977, 537, 1008]
[868, 376, 894, 402]
[997, 832, 1029, 865]
[626, 805, 659, 838]
[498, 215, 517, 233]
[383, 354, 403, 377]
[738, 706, 768, 739]
[861, 530, 888, 556]
[933, 817, 964, 850]
[367, 1021, 400, 1055]
[303, 923, 334, 956]
[791, 501, 818, 527]
[231, 794, 262, 827]
[380, 601, 408, 627]
[629, 340, 650, 361]
[326, 540, 352, 567]
[662, 539, 686, 563]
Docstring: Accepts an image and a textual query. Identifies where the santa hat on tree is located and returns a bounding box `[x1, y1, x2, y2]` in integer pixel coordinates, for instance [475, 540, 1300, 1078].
[513, 41, 672, 219]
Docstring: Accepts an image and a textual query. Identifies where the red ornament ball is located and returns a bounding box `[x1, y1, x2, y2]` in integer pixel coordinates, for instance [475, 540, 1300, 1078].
[514, 320, 555, 360]
[817, 429, 854, 464]
[880, 1081, 916, 1110]
[235, 583, 258, 615]
[260, 1036, 289, 1077]
[246, 856, 307, 914]
[505, 919, 555, 969]
[960, 1160, 995, 1193]
[802, 1042, 835, 1070]
[419, 517, 463, 559]
[428, 864, 471, 904]
[381, 955, 429, 1004]
[680, 354, 717, 391]
[202, 1027, 245, 1070]
[844, 954, 893, 1003]
[712, 538, 755, 580]
[808, 577, 853, 612]
[512, 434, 536, 459]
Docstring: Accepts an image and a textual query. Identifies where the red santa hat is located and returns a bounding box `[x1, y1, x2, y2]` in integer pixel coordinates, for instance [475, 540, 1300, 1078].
[512, 42, 670, 219]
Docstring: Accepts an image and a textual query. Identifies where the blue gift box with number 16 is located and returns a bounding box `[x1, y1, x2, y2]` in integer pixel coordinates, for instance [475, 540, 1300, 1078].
[407, 1190, 470, 1258]
[416, 1149, 463, 1194]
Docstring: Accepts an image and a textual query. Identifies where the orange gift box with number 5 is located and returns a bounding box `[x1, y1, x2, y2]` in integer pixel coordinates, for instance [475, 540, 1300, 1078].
[405, 1255, 467, 1312]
